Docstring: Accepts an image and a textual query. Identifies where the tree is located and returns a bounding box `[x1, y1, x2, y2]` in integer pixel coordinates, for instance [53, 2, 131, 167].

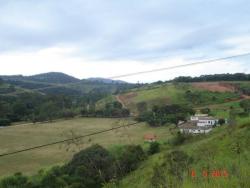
[65, 144, 116, 187]
[200, 107, 211, 115]
[113, 101, 122, 109]
[63, 109, 76, 119]
[218, 118, 226, 125]
[12, 102, 29, 121]
[0, 173, 30, 188]
[0, 101, 12, 118]
[34, 101, 60, 122]
[138, 104, 194, 127]
[0, 118, 11, 127]
[240, 99, 250, 115]
[118, 145, 146, 175]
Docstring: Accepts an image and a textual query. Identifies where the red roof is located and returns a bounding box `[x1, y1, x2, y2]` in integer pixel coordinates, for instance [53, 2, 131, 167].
[143, 133, 156, 140]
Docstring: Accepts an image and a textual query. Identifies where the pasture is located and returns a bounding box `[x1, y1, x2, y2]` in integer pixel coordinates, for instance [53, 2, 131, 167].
[0, 117, 172, 177]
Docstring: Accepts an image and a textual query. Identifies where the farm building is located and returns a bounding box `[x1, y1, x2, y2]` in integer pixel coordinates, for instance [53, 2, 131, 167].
[143, 133, 157, 142]
[179, 114, 218, 134]
[179, 121, 212, 134]
[190, 114, 218, 126]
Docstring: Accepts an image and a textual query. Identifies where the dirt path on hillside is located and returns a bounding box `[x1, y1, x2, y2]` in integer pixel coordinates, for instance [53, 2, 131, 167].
[192, 82, 237, 92]
[116, 95, 126, 108]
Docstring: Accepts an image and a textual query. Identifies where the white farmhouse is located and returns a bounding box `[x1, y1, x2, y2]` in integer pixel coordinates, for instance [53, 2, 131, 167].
[179, 121, 212, 134]
[196, 117, 217, 127]
[190, 114, 208, 121]
[190, 114, 218, 127]
[178, 114, 218, 134]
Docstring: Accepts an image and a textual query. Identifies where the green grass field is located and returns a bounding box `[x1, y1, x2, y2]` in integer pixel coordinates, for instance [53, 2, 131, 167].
[0, 117, 173, 177]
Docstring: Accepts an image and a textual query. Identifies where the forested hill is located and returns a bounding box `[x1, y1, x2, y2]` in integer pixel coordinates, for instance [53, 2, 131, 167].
[0, 72, 80, 84]
[0, 72, 135, 96]
[172, 73, 250, 82]
[0, 72, 129, 85]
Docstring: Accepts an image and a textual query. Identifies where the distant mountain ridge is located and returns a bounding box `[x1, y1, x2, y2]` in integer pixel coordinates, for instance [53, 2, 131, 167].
[0, 72, 128, 85]
[0, 72, 135, 96]
[0, 72, 80, 84]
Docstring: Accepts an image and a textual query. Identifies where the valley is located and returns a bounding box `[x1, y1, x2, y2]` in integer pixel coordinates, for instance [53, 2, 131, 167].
[0, 73, 250, 187]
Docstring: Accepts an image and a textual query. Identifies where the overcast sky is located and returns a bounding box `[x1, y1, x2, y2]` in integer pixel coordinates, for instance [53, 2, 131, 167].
[0, 0, 250, 83]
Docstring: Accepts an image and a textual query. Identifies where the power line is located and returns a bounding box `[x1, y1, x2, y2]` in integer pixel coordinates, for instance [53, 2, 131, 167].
[2, 52, 250, 97]
[107, 52, 250, 79]
[1, 52, 250, 157]
[0, 122, 140, 158]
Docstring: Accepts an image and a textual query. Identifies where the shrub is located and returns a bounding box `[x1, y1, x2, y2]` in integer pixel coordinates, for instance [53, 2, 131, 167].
[63, 110, 76, 119]
[117, 145, 146, 175]
[218, 118, 226, 125]
[148, 142, 160, 155]
[0, 172, 30, 188]
[151, 165, 168, 188]
[40, 166, 67, 188]
[136, 102, 148, 114]
[0, 118, 11, 126]
[171, 131, 186, 146]
[200, 107, 211, 114]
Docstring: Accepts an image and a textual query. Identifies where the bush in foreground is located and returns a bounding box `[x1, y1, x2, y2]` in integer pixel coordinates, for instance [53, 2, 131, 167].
[148, 142, 160, 155]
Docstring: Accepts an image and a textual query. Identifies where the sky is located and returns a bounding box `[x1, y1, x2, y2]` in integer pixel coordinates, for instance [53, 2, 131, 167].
[0, 0, 250, 83]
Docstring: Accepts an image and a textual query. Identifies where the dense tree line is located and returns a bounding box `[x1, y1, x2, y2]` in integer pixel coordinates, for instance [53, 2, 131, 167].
[172, 73, 250, 82]
[137, 104, 194, 126]
[0, 93, 78, 126]
[0, 91, 129, 126]
[0, 144, 147, 188]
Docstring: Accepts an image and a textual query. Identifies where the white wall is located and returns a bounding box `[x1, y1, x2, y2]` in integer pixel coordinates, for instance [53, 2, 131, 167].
[197, 120, 216, 127]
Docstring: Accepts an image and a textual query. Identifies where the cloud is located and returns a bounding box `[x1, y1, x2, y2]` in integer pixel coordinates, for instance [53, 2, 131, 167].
[0, 46, 248, 83]
[0, 0, 249, 82]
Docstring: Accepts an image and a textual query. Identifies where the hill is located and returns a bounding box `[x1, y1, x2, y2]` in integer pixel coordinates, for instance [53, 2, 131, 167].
[0, 72, 136, 96]
[104, 118, 250, 188]
[0, 75, 250, 187]
[0, 72, 80, 84]
[98, 81, 250, 115]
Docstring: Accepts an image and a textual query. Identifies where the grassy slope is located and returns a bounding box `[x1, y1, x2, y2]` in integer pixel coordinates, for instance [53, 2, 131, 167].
[105, 118, 250, 188]
[101, 82, 243, 114]
[0, 117, 174, 177]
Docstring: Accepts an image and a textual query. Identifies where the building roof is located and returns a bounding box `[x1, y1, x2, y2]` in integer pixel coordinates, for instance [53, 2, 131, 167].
[194, 114, 209, 117]
[198, 116, 217, 121]
[143, 133, 156, 140]
[179, 121, 212, 130]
